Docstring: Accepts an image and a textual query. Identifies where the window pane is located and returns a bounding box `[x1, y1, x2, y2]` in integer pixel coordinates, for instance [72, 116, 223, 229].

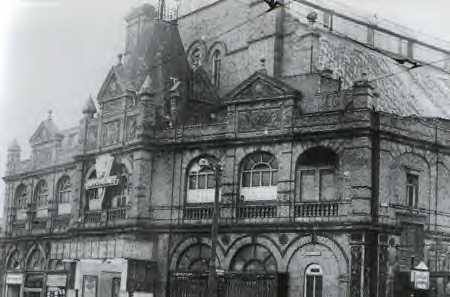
[189, 175, 197, 189]
[261, 171, 270, 186]
[242, 172, 251, 187]
[316, 276, 323, 297]
[320, 169, 336, 201]
[207, 174, 215, 189]
[271, 171, 278, 186]
[252, 172, 261, 187]
[306, 275, 314, 297]
[300, 170, 316, 201]
[198, 175, 206, 189]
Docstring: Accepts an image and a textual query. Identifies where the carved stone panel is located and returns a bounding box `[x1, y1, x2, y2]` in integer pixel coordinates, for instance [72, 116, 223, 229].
[238, 108, 281, 132]
[102, 120, 121, 146]
[126, 116, 138, 141]
[103, 100, 122, 116]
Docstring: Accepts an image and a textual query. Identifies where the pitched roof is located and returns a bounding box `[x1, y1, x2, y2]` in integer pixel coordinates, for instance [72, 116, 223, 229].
[29, 116, 63, 146]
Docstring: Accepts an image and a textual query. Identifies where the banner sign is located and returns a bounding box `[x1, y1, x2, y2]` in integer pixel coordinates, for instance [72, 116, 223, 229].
[47, 274, 67, 287]
[6, 273, 23, 284]
[413, 270, 429, 290]
[85, 176, 119, 189]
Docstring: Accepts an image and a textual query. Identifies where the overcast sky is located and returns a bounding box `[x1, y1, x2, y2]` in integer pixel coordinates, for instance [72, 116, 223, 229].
[0, 0, 449, 215]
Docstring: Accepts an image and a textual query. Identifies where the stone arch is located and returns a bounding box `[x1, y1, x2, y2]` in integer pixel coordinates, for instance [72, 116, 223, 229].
[5, 247, 22, 271]
[169, 237, 225, 271]
[184, 154, 220, 204]
[224, 235, 283, 270]
[284, 235, 349, 297]
[294, 140, 346, 164]
[25, 243, 47, 271]
[186, 40, 207, 68]
[208, 41, 227, 58]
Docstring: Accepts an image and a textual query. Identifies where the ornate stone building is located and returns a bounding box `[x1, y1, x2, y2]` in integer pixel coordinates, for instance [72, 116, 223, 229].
[2, 1, 450, 297]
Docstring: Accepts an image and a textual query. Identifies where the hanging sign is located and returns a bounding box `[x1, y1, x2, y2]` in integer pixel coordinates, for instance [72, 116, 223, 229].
[411, 261, 429, 290]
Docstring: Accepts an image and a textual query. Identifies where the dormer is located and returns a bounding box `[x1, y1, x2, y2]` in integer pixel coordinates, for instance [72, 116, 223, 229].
[29, 111, 63, 167]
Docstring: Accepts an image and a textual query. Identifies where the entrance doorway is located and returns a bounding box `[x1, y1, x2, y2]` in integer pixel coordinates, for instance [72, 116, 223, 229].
[6, 285, 20, 297]
[304, 264, 322, 297]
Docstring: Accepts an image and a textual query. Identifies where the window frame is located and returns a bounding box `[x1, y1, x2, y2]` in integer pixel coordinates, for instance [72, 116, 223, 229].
[406, 172, 419, 208]
[211, 49, 222, 88]
[33, 180, 48, 208]
[56, 175, 72, 204]
[240, 153, 278, 188]
[304, 264, 323, 297]
[15, 184, 27, 209]
[296, 165, 337, 202]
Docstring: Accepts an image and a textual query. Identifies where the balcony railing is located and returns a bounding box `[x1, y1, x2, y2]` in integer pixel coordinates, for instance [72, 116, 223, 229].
[184, 205, 214, 220]
[237, 204, 277, 219]
[107, 208, 127, 221]
[294, 202, 339, 217]
[84, 210, 103, 224]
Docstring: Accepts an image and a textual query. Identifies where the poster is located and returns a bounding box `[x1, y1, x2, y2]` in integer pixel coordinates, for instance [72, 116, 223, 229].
[82, 275, 97, 297]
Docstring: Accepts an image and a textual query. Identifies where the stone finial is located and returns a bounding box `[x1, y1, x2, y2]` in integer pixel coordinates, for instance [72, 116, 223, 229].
[82, 95, 97, 115]
[47, 110, 53, 120]
[8, 139, 20, 151]
[117, 53, 123, 65]
[139, 75, 154, 100]
[307, 11, 318, 25]
[258, 58, 267, 74]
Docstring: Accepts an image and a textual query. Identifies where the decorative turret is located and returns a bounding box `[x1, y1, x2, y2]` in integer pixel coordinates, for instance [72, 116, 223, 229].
[82, 95, 97, 118]
[6, 139, 21, 174]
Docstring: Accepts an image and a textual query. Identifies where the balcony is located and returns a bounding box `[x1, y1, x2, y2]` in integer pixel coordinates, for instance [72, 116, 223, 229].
[237, 204, 277, 219]
[294, 202, 339, 217]
[84, 210, 103, 224]
[183, 204, 214, 220]
[107, 208, 127, 221]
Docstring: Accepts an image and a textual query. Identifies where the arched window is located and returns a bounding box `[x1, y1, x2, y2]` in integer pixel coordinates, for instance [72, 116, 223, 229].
[304, 264, 323, 297]
[296, 147, 338, 202]
[26, 248, 45, 271]
[176, 244, 213, 272]
[107, 164, 130, 209]
[230, 244, 276, 272]
[7, 250, 21, 270]
[86, 170, 100, 210]
[240, 152, 278, 201]
[57, 176, 71, 215]
[57, 176, 71, 204]
[211, 50, 222, 88]
[187, 160, 217, 203]
[14, 184, 27, 209]
[33, 180, 48, 208]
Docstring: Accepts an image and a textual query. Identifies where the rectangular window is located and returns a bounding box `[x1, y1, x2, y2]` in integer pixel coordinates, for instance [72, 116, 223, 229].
[319, 169, 336, 201]
[300, 170, 316, 201]
[242, 172, 251, 187]
[261, 171, 271, 186]
[406, 173, 419, 208]
[189, 174, 197, 190]
[198, 175, 206, 189]
[207, 174, 215, 189]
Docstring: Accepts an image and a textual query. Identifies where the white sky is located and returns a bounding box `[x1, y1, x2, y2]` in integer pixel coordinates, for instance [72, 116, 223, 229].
[0, 0, 450, 215]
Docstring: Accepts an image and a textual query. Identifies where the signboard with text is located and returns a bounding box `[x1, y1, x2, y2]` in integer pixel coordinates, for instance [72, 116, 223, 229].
[6, 273, 23, 285]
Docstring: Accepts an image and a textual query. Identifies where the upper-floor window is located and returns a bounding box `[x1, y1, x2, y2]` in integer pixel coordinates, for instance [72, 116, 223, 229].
[86, 171, 99, 201]
[33, 180, 48, 208]
[14, 184, 27, 209]
[296, 147, 338, 202]
[187, 159, 217, 203]
[240, 152, 278, 201]
[108, 166, 130, 209]
[406, 173, 419, 208]
[57, 176, 71, 204]
[211, 50, 222, 88]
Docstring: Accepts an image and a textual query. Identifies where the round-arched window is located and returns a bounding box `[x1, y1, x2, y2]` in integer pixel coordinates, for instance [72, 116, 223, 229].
[14, 184, 27, 209]
[304, 264, 323, 297]
[57, 176, 71, 204]
[230, 244, 276, 272]
[186, 158, 218, 204]
[33, 180, 48, 208]
[240, 152, 278, 201]
[211, 49, 222, 88]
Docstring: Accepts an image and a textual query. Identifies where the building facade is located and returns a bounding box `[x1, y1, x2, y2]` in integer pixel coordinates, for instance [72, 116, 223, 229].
[3, 1, 450, 297]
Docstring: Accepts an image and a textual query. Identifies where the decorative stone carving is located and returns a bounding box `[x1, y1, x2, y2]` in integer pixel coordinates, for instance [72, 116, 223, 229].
[238, 108, 281, 132]
[103, 100, 122, 115]
[102, 121, 121, 146]
[235, 79, 284, 100]
[103, 77, 123, 99]
[126, 116, 138, 141]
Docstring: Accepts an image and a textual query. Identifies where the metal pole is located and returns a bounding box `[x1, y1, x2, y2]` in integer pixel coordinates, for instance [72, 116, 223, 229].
[207, 163, 221, 297]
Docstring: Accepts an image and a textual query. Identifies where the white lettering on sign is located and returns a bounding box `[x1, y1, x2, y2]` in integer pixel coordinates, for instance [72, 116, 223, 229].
[6, 273, 23, 284]
[85, 176, 119, 189]
[414, 270, 430, 290]
[47, 274, 67, 287]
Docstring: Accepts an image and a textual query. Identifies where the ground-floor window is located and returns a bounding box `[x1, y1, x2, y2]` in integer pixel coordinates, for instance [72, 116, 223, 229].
[305, 264, 323, 297]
